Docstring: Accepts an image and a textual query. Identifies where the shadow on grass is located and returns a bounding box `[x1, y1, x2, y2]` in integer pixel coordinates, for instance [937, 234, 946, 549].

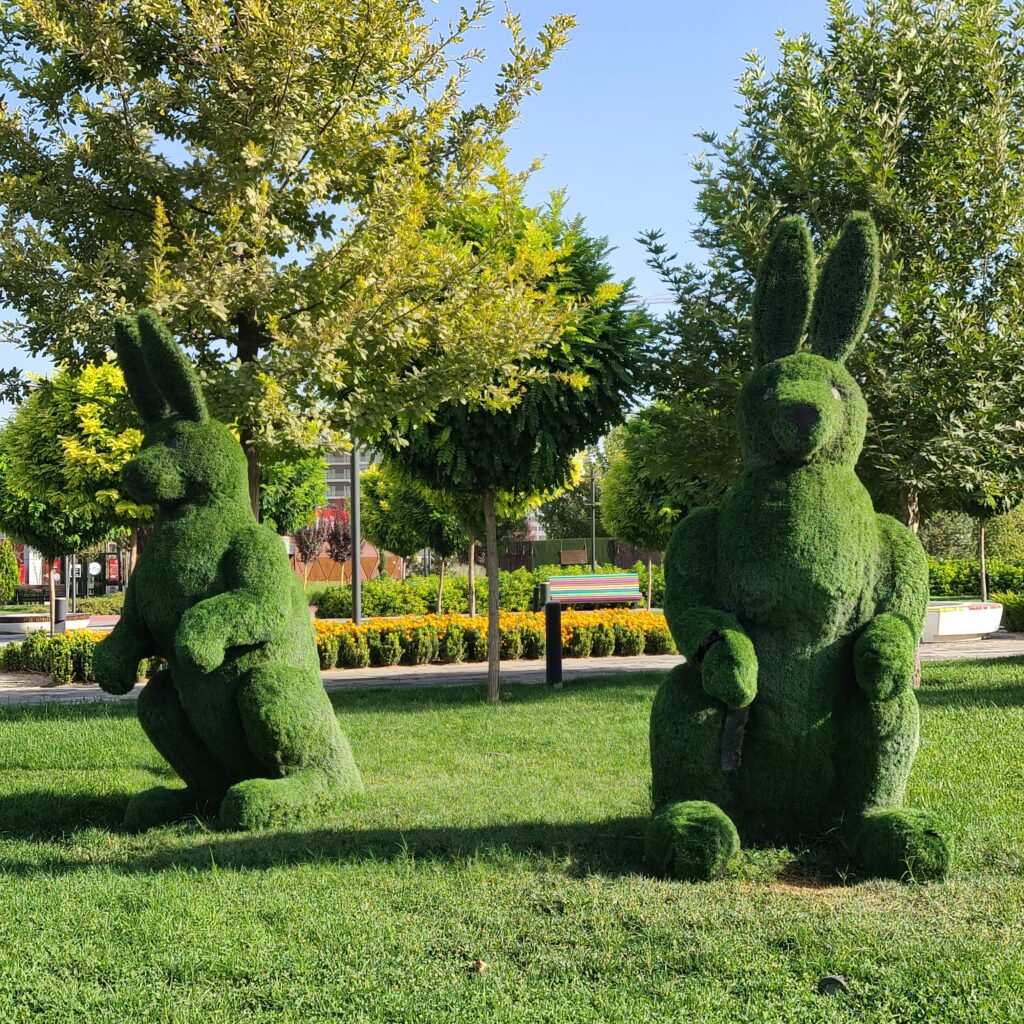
[917, 683, 1024, 709]
[0, 788, 131, 838]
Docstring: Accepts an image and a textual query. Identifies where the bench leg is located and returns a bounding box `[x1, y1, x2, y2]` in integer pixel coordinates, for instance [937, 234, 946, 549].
[545, 601, 562, 688]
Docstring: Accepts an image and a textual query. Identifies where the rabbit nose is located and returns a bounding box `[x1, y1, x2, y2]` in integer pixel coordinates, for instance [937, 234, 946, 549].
[784, 403, 819, 435]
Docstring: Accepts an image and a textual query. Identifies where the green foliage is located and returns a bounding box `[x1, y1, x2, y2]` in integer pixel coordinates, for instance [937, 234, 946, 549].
[0, 363, 151, 540]
[642, 0, 1024, 518]
[361, 466, 466, 562]
[920, 511, 978, 560]
[94, 311, 362, 830]
[0, 540, 19, 604]
[600, 407, 689, 554]
[985, 504, 1024, 563]
[0, 3, 576, 477]
[651, 215, 945, 876]
[989, 592, 1024, 632]
[928, 557, 1024, 597]
[645, 800, 740, 882]
[259, 452, 327, 536]
[536, 451, 606, 538]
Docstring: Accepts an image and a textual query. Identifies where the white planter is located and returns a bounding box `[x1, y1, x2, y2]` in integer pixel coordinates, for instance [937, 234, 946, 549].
[921, 601, 1003, 643]
[0, 614, 92, 635]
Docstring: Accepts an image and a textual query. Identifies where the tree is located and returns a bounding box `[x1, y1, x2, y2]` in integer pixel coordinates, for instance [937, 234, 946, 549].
[387, 215, 647, 700]
[1, 364, 151, 539]
[293, 516, 332, 587]
[0, 2, 575, 515]
[0, 450, 112, 631]
[536, 449, 606, 539]
[600, 407, 690, 608]
[361, 466, 466, 613]
[0, 539, 19, 604]
[259, 452, 327, 537]
[642, 0, 1024, 529]
[324, 507, 352, 570]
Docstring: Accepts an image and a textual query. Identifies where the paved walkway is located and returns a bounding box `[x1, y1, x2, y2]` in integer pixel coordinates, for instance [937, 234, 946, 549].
[1, 633, 1022, 707]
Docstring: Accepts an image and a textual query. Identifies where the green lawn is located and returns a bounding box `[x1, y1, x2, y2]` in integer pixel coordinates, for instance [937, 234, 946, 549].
[0, 659, 1022, 1022]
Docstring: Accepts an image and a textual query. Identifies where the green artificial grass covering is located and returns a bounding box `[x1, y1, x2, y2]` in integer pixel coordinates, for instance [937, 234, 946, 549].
[93, 311, 361, 830]
[654, 214, 945, 877]
[0, 662, 1021, 1021]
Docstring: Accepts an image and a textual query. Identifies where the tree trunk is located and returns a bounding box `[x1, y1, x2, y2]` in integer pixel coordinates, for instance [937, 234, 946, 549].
[48, 564, 56, 636]
[436, 559, 445, 616]
[127, 524, 139, 581]
[646, 553, 653, 610]
[483, 489, 500, 703]
[467, 537, 477, 617]
[979, 519, 988, 601]
[898, 486, 920, 533]
[244, 440, 261, 521]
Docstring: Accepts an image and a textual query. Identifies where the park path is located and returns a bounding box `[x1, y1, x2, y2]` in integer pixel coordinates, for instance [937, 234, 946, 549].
[0, 632, 1022, 707]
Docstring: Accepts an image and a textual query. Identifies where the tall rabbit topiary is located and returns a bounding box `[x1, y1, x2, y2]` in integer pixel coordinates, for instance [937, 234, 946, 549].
[94, 311, 362, 831]
[648, 213, 950, 882]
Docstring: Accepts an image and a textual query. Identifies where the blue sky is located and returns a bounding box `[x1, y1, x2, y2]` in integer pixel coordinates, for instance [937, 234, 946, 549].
[457, 0, 832, 297]
[2, 0, 832, 383]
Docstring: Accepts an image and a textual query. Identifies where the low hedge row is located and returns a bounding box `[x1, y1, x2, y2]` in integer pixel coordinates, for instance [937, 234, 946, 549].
[928, 557, 1024, 597]
[0, 629, 159, 686]
[313, 609, 677, 669]
[990, 591, 1024, 632]
[311, 562, 666, 619]
[0, 610, 676, 684]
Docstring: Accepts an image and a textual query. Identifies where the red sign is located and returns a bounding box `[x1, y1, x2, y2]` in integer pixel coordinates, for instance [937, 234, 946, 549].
[106, 555, 120, 582]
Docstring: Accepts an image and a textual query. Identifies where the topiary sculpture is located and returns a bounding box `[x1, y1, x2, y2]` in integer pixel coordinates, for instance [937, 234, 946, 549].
[649, 213, 950, 882]
[94, 311, 362, 831]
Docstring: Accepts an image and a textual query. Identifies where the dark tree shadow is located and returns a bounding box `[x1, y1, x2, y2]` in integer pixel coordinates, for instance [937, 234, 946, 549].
[0, 788, 131, 839]
[916, 683, 1024, 709]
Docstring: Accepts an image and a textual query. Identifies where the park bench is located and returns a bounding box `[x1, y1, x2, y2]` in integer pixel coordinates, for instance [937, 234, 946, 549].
[541, 572, 643, 686]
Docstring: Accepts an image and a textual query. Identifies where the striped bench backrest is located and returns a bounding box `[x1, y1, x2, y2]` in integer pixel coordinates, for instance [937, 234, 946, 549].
[546, 573, 643, 605]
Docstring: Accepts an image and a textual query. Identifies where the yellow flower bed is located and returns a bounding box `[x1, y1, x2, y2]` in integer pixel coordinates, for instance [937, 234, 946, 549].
[313, 608, 676, 669]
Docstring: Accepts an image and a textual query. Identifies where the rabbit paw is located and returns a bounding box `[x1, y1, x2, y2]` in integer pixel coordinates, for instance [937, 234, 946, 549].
[93, 636, 140, 695]
[700, 630, 758, 709]
[854, 613, 916, 701]
[175, 606, 227, 675]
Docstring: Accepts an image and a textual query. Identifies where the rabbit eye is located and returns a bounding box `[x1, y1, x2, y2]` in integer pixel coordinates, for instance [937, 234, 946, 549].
[831, 387, 842, 400]
[762, 387, 774, 401]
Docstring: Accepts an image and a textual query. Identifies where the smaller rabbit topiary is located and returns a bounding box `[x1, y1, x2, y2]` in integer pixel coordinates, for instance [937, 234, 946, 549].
[649, 213, 951, 882]
[94, 311, 362, 831]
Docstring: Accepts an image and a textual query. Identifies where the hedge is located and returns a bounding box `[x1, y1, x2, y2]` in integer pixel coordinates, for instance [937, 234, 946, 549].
[990, 592, 1024, 632]
[0, 610, 676, 684]
[313, 609, 676, 669]
[927, 556, 1024, 597]
[310, 562, 666, 619]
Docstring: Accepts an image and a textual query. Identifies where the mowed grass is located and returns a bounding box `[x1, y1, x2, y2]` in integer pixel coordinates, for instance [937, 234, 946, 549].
[0, 659, 1022, 1023]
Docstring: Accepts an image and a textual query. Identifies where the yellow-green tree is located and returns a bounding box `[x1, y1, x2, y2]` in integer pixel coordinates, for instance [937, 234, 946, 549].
[0, 2, 574, 513]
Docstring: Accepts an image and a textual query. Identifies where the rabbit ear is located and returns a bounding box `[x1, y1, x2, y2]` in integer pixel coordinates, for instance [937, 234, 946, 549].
[751, 216, 815, 366]
[808, 212, 879, 363]
[136, 309, 208, 422]
[112, 315, 169, 426]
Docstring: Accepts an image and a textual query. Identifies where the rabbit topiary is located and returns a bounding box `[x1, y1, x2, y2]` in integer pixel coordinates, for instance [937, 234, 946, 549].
[94, 310, 362, 831]
[649, 213, 950, 882]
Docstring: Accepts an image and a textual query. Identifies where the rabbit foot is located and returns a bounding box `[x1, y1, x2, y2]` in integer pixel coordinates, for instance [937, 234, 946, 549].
[124, 785, 207, 832]
[645, 800, 740, 881]
[853, 808, 951, 882]
[217, 769, 349, 831]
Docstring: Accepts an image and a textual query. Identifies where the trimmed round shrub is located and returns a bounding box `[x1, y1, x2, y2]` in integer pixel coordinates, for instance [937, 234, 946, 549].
[465, 626, 487, 662]
[438, 623, 467, 664]
[318, 634, 340, 670]
[614, 621, 645, 656]
[500, 625, 524, 661]
[645, 800, 740, 881]
[367, 628, 402, 667]
[565, 624, 592, 658]
[521, 622, 545, 660]
[644, 624, 676, 655]
[338, 633, 371, 669]
[854, 808, 951, 882]
[591, 622, 616, 658]
[0, 540, 19, 604]
[990, 591, 1024, 632]
[48, 641, 74, 685]
[312, 586, 352, 619]
[401, 624, 438, 666]
[70, 632, 97, 682]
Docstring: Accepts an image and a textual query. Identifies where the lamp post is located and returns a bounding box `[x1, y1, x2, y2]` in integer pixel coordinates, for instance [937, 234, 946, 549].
[350, 442, 362, 626]
[587, 451, 599, 571]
